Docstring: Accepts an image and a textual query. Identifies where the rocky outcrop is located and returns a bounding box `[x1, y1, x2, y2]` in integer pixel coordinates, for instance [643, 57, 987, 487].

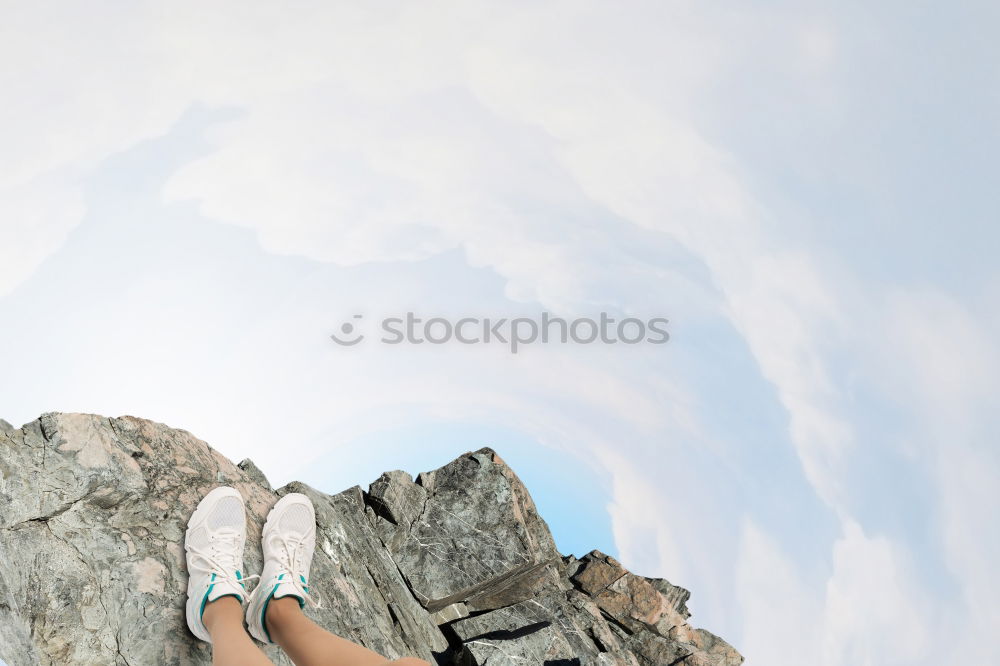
[0, 413, 742, 665]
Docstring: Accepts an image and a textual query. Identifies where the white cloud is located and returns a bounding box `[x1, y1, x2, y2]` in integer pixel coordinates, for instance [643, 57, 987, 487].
[0, 3, 188, 295]
[866, 290, 1000, 664]
[737, 518, 932, 666]
[3, 3, 856, 519]
[821, 520, 931, 666]
[152, 4, 863, 525]
[0, 172, 83, 298]
[736, 520, 822, 665]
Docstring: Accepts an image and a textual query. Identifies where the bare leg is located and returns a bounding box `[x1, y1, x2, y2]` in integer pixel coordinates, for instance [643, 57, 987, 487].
[266, 597, 430, 666]
[204, 597, 275, 666]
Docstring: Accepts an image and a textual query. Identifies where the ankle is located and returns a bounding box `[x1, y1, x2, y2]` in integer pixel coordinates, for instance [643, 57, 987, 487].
[202, 595, 243, 633]
[265, 595, 303, 637]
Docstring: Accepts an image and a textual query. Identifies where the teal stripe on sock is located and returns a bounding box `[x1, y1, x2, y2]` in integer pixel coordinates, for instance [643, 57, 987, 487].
[261, 583, 280, 643]
[198, 573, 217, 620]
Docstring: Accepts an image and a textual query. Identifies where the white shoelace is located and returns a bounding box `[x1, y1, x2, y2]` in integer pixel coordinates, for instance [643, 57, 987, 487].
[269, 533, 322, 609]
[186, 529, 258, 594]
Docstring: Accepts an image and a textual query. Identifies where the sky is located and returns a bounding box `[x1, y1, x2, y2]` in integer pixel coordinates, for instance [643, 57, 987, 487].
[1, 2, 998, 664]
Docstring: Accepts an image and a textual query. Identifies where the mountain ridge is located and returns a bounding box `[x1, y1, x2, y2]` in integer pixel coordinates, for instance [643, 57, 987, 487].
[0, 412, 742, 665]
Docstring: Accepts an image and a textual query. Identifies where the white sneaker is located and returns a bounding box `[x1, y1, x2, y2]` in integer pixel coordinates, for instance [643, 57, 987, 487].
[246, 493, 322, 643]
[184, 486, 254, 643]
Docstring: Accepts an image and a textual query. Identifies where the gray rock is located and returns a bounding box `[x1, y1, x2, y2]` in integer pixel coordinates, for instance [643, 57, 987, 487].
[452, 600, 579, 664]
[238, 458, 273, 491]
[450, 584, 612, 665]
[430, 602, 469, 625]
[569, 552, 742, 665]
[0, 413, 742, 665]
[622, 632, 693, 665]
[683, 630, 746, 666]
[366, 448, 559, 612]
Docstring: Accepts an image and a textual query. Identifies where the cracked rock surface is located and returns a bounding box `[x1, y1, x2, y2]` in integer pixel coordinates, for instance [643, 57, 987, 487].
[0, 413, 742, 665]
